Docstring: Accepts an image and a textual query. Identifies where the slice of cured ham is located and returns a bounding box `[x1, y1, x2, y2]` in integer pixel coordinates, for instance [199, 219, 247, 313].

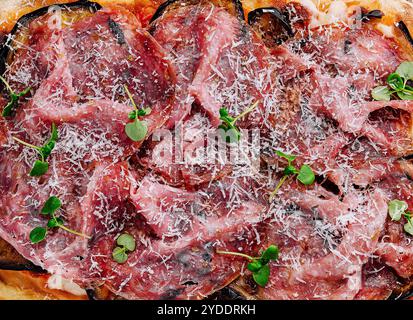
[88, 176, 266, 299]
[0, 6, 175, 283]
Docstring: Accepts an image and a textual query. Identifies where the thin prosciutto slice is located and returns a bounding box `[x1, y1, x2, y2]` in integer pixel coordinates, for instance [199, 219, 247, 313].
[152, 4, 279, 129]
[88, 176, 266, 299]
[0, 6, 175, 283]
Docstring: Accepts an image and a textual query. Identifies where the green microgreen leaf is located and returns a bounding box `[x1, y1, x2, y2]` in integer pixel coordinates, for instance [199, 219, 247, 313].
[387, 73, 404, 91]
[138, 107, 151, 117]
[216, 244, 279, 288]
[387, 200, 413, 237]
[125, 119, 148, 142]
[275, 150, 296, 163]
[124, 85, 150, 142]
[128, 111, 137, 120]
[260, 245, 279, 264]
[219, 108, 230, 118]
[247, 260, 263, 272]
[112, 247, 128, 264]
[271, 152, 315, 198]
[397, 90, 413, 100]
[29, 197, 91, 244]
[41, 196, 62, 215]
[371, 86, 392, 101]
[388, 200, 408, 221]
[297, 165, 316, 185]
[284, 165, 298, 176]
[29, 227, 47, 244]
[2, 96, 18, 117]
[13, 123, 58, 177]
[372, 62, 413, 102]
[30, 160, 49, 177]
[0, 76, 31, 117]
[396, 61, 413, 80]
[112, 233, 136, 264]
[218, 102, 259, 144]
[116, 233, 136, 252]
[40, 123, 58, 159]
[252, 264, 270, 287]
[47, 217, 64, 228]
[404, 221, 413, 236]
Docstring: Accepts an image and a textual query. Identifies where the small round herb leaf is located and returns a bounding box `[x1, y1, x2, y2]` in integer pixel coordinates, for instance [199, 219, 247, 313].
[284, 165, 298, 176]
[125, 119, 148, 142]
[397, 90, 413, 100]
[387, 73, 404, 91]
[261, 245, 279, 264]
[47, 219, 58, 228]
[30, 160, 49, 177]
[276, 151, 296, 163]
[252, 264, 270, 287]
[396, 61, 413, 81]
[388, 200, 408, 221]
[138, 107, 152, 117]
[371, 86, 392, 101]
[297, 165, 315, 185]
[247, 260, 262, 272]
[112, 247, 128, 264]
[116, 234, 136, 252]
[404, 222, 413, 236]
[219, 108, 230, 118]
[128, 110, 137, 120]
[30, 227, 47, 244]
[0, 75, 31, 117]
[41, 196, 62, 215]
[41, 123, 58, 159]
[47, 217, 64, 228]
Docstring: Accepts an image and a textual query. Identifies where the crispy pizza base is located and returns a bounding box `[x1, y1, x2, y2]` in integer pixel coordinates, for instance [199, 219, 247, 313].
[0, 0, 413, 300]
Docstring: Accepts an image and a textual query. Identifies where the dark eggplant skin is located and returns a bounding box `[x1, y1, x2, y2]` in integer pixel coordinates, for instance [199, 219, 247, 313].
[0, 0, 102, 77]
[0, 238, 43, 272]
[397, 21, 413, 49]
[360, 9, 384, 22]
[247, 7, 294, 47]
[149, 0, 245, 23]
[208, 286, 246, 300]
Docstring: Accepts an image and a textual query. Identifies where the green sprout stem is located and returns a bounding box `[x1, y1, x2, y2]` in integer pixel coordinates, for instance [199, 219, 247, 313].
[0, 76, 13, 93]
[58, 224, 91, 239]
[124, 84, 137, 110]
[215, 250, 260, 261]
[50, 213, 91, 239]
[12, 136, 42, 152]
[233, 101, 259, 123]
[270, 175, 289, 199]
[12, 136, 45, 160]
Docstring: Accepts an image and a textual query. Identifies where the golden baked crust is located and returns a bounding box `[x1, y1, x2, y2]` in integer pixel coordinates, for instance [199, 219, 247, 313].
[0, 270, 87, 300]
[0, 0, 412, 300]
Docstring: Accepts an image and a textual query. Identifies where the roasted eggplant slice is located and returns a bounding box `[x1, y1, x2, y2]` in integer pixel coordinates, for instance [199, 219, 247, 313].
[361, 9, 384, 21]
[207, 286, 246, 300]
[397, 21, 413, 49]
[247, 7, 294, 47]
[150, 0, 245, 23]
[0, 238, 41, 272]
[0, 1, 102, 77]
